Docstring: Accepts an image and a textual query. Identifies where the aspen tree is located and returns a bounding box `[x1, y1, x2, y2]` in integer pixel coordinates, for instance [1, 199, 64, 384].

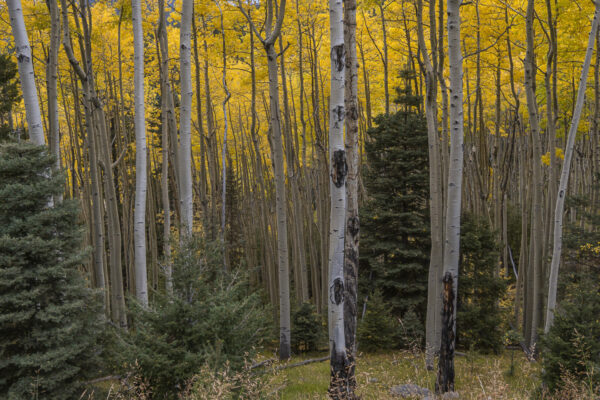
[524, 0, 544, 349]
[132, 0, 148, 306]
[179, 0, 194, 237]
[217, 1, 231, 271]
[328, 0, 348, 397]
[436, 0, 464, 393]
[7, 0, 45, 146]
[61, 0, 126, 327]
[416, 0, 444, 370]
[45, 0, 61, 184]
[157, 0, 172, 294]
[344, 0, 360, 395]
[545, 1, 600, 333]
[237, 0, 291, 360]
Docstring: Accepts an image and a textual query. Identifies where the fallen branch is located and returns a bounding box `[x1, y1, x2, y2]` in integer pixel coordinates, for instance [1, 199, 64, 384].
[276, 355, 329, 371]
[86, 375, 122, 385]
[250, 358, 276, 370]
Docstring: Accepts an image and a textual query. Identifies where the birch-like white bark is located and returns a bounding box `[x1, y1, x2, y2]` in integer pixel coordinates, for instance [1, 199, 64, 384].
[7, 0, 45, 146]
[328, 0, 348, 396]
[437, 0, 463, 393]
[132, 0, 148, 306]
[443, 0, 463, 334]
[545, 2, 600, 333]
[179, 0, 194, 237]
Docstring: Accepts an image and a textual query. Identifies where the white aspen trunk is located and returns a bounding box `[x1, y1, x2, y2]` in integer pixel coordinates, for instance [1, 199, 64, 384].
[328, 0, 348, 397]
[436, 0, 463, 393]
[7, 0, 45, 146]
[132, 0, 148, 306]
[179, 0, 194, 237]
[545, 2, 600, 333]
[343, 0, 360, 395]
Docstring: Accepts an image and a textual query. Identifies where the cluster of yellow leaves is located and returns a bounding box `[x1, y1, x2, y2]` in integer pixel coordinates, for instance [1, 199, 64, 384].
[541, 147, 565, 166]
[579, 241, 600, 256]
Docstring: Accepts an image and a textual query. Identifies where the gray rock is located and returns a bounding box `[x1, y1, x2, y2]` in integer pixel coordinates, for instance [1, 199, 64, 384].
[368, 377, 378, 383]
[390, 383, 432, 398]
[441, 392, 459, 399]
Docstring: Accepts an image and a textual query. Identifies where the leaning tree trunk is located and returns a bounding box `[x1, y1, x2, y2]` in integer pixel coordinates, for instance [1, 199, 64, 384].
[545, 2, 600, 333]
[179, 0, 194, 237]
[7, 0, 45, 146]
[343, 0, 360, 396]
[132, 0, 148, 306]
[436, 0, 464, 394]
[328, 0, 348, 398]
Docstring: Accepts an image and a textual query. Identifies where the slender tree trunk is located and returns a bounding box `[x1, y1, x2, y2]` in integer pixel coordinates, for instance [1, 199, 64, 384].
[545, 2, 600, 333]
[218, 3, 231, 271]
[328, 0, 348, 397]
[524, 0, 544, 349]
[436, 0, 464, 393]
[7, 0, 45, 146]
[179, 0, 194, 237]
[416, 0, 444, 370]
[379, 2, 389, 115]
[46, 0, 61, 189]
[157, 0, 172, 294]
[237, 0, 290, 360]
[343, 0, 359, 395]
[132, 0, 148, 306]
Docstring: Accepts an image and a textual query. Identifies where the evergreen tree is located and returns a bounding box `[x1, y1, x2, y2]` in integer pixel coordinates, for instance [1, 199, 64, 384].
[120, 238, 270, 399]
[360, 82, 430, 341]
[540, 273, 600, 392]
[357, 290, 399, 351]
[291, 302, 324, 353]
[456, 213, 506, 353]
[0, 143, 102, 399]
[0, 54, 19, 141]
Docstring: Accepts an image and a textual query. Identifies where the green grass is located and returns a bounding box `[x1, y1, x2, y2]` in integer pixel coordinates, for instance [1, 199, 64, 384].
[264, 350, 540, 399]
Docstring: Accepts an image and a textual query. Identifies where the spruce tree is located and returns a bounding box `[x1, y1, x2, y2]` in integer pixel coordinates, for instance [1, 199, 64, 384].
[360, 79, 430, 342]
[0, 143, 102, 399]
[456, 213, 506, 353]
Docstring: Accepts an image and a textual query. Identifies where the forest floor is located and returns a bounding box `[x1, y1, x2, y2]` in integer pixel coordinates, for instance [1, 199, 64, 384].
[264, 350, 540, 399]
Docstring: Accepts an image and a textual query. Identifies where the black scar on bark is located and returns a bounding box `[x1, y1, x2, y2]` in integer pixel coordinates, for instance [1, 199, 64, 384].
[329, 340, 349, 400]
[332, 105, 345, 129]
[330, 277, 344, 305]
[331, 149, 347, 188]
[17, 53, 29, 63]
[436, 272, 456, 394]
[347, 216, 359, 238]
[331, 44, 346, 72]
